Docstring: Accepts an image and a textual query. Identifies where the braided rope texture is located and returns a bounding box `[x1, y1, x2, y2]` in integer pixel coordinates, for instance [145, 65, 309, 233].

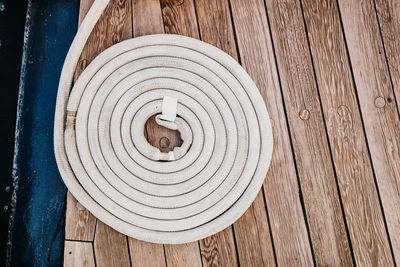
[54, 1, 273, 244]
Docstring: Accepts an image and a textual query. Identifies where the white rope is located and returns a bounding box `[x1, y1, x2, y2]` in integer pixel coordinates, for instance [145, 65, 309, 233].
[54, 0, 273, 244]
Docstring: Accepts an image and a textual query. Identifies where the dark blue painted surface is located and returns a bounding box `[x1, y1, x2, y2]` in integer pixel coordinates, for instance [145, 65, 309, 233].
[8, 0, 79, 266]
[0, 1, 28, 265]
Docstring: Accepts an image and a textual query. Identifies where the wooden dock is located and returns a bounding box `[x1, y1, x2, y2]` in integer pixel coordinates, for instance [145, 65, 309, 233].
[63, 0, 400, 266]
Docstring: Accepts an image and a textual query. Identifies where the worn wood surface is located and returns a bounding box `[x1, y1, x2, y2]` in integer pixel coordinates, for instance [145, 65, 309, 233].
[338, 0, 400, 265]
[64, 241, 95, 267]
[302, 0, 393, 265]
[265, 0, 352, 265]
[128, 238, 166, 267]
[64, 0, 400, 265]
[229, 0, 314, 265]
[94, 221, 131, 267]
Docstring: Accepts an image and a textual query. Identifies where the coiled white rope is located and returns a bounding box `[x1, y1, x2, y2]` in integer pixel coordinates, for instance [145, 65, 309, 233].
[54, 0, 273, 244]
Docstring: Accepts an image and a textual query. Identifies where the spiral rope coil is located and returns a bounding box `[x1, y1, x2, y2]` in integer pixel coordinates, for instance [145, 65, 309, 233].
[54, 0, 273, 244]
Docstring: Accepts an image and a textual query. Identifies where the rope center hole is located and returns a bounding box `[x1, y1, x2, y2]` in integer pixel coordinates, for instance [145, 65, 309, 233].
[144, 115, 183, 153]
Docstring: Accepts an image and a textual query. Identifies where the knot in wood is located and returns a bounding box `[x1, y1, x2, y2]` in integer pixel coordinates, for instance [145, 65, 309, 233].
[299, 109, 310, 121]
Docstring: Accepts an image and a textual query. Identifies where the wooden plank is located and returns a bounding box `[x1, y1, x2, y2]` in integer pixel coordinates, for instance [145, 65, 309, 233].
[64, 241, 95, 267]
[132, 0, 164, 37]
[375, 0, 400, 114]
[338, 0, 400, 264]
[301, 0, 394, 265]
[195, 1, 274, 266]
[131, 1, 202, 266]
[94, 221, 131, 267]
[233, 192, 275, 266]
[128, 238, 166, 267]
[65, 0, 97, 242]
[228, 0, 314, 265]
[264, 0, 353, 265]
[161, 0, 199, 38]
[164, 243, 203, 267]
[199, 228, 237, 267]
[67, 0, 133, 242]
[72, 0, 134, 265]
[65, 191, 96, 241]
[160, 0, 239, 266]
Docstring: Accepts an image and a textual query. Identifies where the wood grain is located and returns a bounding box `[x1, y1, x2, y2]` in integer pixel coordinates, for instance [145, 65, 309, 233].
[375, 0, 400, 115]
[131, 1, 202, 266]
[66, 0, 133, 243]
[229, 0, 314, 265]
[164, 242, 203, 267]
[301, 0, 393, 265]
[128, 238, 166, 267]
[161, 0, 199, 38]
[265, 0, 353, 265]
[196, 0, 274, 266]
[94, 221, 131, 267]
[233, 192, 275, 266]
[65, 191, 96, 241]
[199, 228, 238, 267]
[338, 0, 400, 264]
[173, 0, 240, 265]
[132, 0, 164, 37]
[64, 241, 95, 267]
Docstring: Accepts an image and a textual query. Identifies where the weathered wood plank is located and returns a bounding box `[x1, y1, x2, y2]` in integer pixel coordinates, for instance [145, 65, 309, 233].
[94, 221, 131, 267]
[301, 0, 394, 265]
[229, 0, 314, 265]
[233, 192, 275, 266]
[66, 0, 133, 242]
[64, 241, 95, 267]
[163, 0, 240, 265]
[128, 238, 166, 267]
[164, 242, 203, 267]
[338, 0, 400, 264]
[74, 1, 134, 266]
[264, 0, 353, 265]
[131, 1, 202, 265]
[195, 1, 274, 266]
[375, 0, 400, 115]
[66, 0, 97, 242]
[199, 228, 238, 267]
[132, 0, 164, 37]
[65, 191, 96, 241]
[161, 0, 199, 38]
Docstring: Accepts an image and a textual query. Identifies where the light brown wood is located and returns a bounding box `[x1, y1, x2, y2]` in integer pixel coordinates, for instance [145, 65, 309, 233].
[93, 221, 131, 267]
[199, 228, 238, 267]
[338, 0, 400, 264]
[375, 0, 400, 115]
[164, 0, 239, 265]
[264, 0, 353, 265]
[128, 238, 166, 267]
[132, 0, 164, 37]
[161, 0, 199, 38]
[229, 0, 314, 265]
[65, 191, 96, 241]
[64, 241, 95, 267]
[131, 0, 202, 265]
[164, 242, 203, 267]
[196, 0, 274, 266]
[301, 0, 393, 265]
[233, 192, 275, 266]
[67, 0, 133, 243]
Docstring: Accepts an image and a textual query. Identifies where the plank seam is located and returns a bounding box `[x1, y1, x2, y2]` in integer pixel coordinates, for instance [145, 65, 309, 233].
[335, 0, 397, 263]
[262, 0, 316, 265]
[261, 189, 278, 266]
[191, 0, 202, 40]
[297, 0, 356, 265]
[371, 0, 400, 119]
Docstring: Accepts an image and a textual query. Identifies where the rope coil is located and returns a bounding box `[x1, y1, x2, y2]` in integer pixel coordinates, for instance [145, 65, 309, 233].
[54, 0, 273, 244]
